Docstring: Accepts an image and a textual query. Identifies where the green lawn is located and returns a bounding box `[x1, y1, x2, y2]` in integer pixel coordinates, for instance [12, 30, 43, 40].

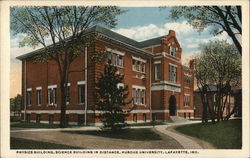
[63, 128, 162, 141]
[175, 119, 242, 149]
[11, 122, 60, 128]
[10, 137, 82, 149]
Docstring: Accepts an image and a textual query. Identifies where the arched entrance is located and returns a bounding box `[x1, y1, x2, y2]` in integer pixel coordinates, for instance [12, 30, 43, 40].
[169, 95, 176, 116]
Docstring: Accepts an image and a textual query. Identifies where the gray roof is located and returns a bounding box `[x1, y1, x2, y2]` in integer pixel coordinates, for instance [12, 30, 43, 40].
[16, 25, 159, 60]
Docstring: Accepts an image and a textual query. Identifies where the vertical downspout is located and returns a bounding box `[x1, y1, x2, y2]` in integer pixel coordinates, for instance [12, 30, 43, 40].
[24, 59, 27, 121]
[149, 58, 152, 121]
[84, 47, 88, 126]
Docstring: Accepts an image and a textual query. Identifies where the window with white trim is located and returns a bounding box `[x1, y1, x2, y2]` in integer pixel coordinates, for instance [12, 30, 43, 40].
[78, 84, 85, 104]
[132, 86, 146, 105]
[26, 89, 32, 106]
[132, 58, 146, 73]
[136, 89, 140, 105]
[37, 89, 42, 105]
[141, 63, 145, 73]
[47, 86, 57, 105]
[184, 94, 190, 107]
[141, 89, 145, 105]
[169, 64, 177, 82]
[107, 52, 124, 67]
[169, 45, 177, 57]
[132, 88, 136, 104]
[155, 64, 161, 80]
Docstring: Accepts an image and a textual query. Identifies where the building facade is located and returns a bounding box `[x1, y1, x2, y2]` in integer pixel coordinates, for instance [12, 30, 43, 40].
[17, 26, 195, 126]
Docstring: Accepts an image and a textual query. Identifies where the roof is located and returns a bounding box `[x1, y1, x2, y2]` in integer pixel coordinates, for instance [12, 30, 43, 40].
[16, 25, 159, 60]
[138, 36, 164, 48]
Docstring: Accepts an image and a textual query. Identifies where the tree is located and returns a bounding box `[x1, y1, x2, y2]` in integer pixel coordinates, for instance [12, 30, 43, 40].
[10, 94, 22, 116]
[11, 6, 124, 128]
[167, 6, 242, 55]
[195, 40, 241, 123]
[95, 62, 132, 131]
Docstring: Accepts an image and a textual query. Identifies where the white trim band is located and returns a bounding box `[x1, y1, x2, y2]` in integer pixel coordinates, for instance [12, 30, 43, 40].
[36, 87, 42, 90]
[48, 85, 57, 89]
[154, 60, 161, 64]
[77, 81, 86, 85]
[132, 85, 146, 90]
[27, 88, 32, 91]
[106, 48, 125, 56]
[132, 56, 147, 63]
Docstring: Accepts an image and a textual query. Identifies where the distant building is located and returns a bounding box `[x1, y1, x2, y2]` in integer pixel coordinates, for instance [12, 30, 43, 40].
[194, 85, 242, 118]
[17, 25, 195, 126]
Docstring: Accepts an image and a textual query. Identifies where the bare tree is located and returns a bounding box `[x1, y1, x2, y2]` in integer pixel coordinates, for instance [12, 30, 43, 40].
[11, 6, 124, 127]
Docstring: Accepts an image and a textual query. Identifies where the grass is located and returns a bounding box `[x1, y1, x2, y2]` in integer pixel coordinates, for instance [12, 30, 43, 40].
[63, 128, 162, 141]
[10, 137, 82, 149]
[175, 119, 242, 149]
[11, 122, 60, 128]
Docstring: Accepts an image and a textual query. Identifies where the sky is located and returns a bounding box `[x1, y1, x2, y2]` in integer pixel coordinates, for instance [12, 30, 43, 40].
[10, 7, 231, 98]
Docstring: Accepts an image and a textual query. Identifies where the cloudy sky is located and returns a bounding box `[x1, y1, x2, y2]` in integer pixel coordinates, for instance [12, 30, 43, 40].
[10, 7, 231, 97]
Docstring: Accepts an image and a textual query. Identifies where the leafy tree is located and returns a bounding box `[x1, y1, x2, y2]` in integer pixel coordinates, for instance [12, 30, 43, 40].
[95, 62, 132, 131]
[167, 6, 242, 55]
[195, 40, 241, 123]
[11, 6, 124, 128]
[10, 94, 22, 116]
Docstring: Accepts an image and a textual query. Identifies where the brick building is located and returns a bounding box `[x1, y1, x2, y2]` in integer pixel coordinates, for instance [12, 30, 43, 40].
[194, 85, 242, 118]
[17, 25, 195, 126]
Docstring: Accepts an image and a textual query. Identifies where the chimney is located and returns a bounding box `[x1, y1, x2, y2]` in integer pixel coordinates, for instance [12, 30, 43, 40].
[169, 30, 176, 36]
[189, 59, 195, 69]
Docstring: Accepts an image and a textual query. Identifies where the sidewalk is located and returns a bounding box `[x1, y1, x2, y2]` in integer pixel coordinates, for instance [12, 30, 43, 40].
[155, 124, 203, 149]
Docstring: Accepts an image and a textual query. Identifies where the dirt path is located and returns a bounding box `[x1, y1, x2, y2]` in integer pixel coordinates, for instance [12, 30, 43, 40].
[11, 128, 184, 149]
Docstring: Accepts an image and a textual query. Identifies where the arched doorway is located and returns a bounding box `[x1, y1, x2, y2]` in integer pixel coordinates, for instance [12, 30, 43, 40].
[169, 95, 176, 116]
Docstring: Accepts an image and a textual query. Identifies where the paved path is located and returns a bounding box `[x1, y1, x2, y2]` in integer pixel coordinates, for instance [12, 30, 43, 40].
[11, 127, 183, 149]
[155, 125, 202, 149]
[11, 120, 208, 149]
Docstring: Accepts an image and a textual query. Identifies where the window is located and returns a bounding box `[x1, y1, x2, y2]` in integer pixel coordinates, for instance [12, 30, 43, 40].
[155, 64, 161, 80]
[49, 115, 54, 124]
[48, 87, 57, 105]
[132, 88, 136, 105]
[141, 63, 145, 73]
[37, 89, 42, 105]
[36, 114, 40, 123]
[132, 58, 146, 73]
[78, 84, 85, 104]
[184, 94, 190, 107]
[133, 114, 137, 122]
[184, 74, 191, 84]
[169, 64, 177, 82]
[137, 61, 141, 71]
[66, 85, 70, 105]
[143, 113, 146, 122]
[169, 45, 176, 57]
[112, 53, 117, 65]
[26, 90, 32, 106]
[141, 89, 145, 105]
[132, 60, 136, 71]
[107, 52, 124, 67]
[137, 89, 141, 105]
[132, 86, 146, 105]
[26, 114, 31, 123]
[184, 113, 186, 118]
[118, 55, 123, 67]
